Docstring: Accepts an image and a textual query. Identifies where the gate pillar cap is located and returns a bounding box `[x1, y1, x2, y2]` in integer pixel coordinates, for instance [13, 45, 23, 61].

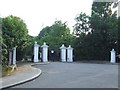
[60, 44, 66, 49]
[67, 45, 73, 50]
[41, 42, 49, 48]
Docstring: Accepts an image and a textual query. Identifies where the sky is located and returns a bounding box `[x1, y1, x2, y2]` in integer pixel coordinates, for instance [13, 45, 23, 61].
[0, 0, 93, 36]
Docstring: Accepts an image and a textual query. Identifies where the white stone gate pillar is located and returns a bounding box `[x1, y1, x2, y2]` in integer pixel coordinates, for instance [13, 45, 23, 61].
[34, 41, 39, 63]
[67, 45, 73, 62]
[13, 47, 17, 67]
[60, 44, 66, 62]
[41, 42, 49, 62]
[110, 49, 116, 63]
[9, 50, 12, 66]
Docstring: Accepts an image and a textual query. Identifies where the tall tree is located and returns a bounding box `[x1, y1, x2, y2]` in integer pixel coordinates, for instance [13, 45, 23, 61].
[73, 2, 118, 61]
[2, 15, 29, 62]
[2, 15, 28, 49]
[73, 12, 90, 36]
[91, 2, 117, 46]
[37, 20, 74, 60]
[38, 26, 51, 38]
[90, 1, 118, 60]
[118, 17, 120, 57]
[0, 17, 1, 40]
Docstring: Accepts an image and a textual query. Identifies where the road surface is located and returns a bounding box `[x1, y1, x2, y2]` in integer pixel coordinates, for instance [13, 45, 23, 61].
[13, 62, 118, 88]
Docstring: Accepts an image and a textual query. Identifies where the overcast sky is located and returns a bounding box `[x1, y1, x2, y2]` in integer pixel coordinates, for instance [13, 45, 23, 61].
[0, 0, 93, 36]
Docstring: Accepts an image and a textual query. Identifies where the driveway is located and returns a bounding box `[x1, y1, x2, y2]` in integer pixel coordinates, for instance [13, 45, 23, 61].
[13, 62, 118, 88]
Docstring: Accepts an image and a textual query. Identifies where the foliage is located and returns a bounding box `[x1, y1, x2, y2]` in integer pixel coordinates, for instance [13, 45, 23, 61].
[0, 17, 2, 63]
[16, 35, 34, 60]
[118, 17, 120, 56]
[73, 12, 90, 36]
[2, 15, 28, 49]
[37, 20, 75, 60]
[73, 2, 118, 61]
[90, 2, 118, 57]
[38, 26, 51, 38]
[37, 20, 74, 45]
[2, 15, 30, 67]
[1, 1, 119, 64]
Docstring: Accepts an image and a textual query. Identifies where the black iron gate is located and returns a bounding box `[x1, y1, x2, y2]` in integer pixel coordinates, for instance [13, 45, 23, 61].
[48, 50, 60, 62]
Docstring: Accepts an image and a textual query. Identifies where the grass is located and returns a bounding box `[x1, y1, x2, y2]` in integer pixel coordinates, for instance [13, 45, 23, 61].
[2, 65, 17, 77]
[1, 61, 30, 77]
[0, 60, 29, 77]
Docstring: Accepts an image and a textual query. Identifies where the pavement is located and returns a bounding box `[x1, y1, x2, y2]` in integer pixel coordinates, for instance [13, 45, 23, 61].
[0, 62, 49, 89]
[13, 62, 118, 88]
[0, 61, 118, 89]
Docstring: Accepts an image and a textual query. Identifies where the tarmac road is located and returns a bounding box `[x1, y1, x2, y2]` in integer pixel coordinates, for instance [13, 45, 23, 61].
[13, 62, 118, 88]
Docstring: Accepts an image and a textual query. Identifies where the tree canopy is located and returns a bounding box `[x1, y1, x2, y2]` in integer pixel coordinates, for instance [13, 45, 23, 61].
[2, 15, 28, 49]
[73, 12, 90, 35]
[1, 1, 119, 63]
[73, 1, 118, 60]
[2, 15, 33, 62]
[36, 20, 74, 60]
